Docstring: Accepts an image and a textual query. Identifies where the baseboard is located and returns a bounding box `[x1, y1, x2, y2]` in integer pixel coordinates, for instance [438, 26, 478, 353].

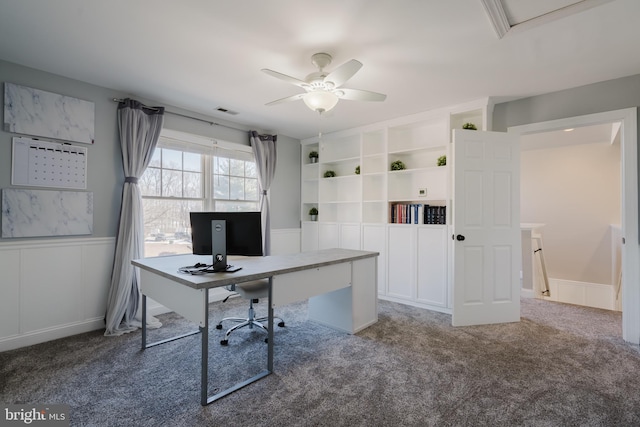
[1, 291, 241, 352]
[545, 278, 615, 310]
[378, 295, 452, 315]
[521, 288, 535, 298]
[0, 318, 106, 353]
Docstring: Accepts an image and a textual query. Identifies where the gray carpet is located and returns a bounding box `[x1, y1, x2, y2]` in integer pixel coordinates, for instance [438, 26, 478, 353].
[1, 297, 640, 426]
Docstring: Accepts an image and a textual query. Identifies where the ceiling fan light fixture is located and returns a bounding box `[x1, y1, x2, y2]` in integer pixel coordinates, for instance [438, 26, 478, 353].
[303, 90, 339, 113]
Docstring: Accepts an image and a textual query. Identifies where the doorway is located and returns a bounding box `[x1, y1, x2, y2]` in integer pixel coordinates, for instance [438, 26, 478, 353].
[520, 123, 621, 310]
[508, 108, 639, 344]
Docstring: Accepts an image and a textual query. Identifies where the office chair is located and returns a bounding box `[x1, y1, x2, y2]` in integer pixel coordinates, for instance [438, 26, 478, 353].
[215, 279, 285, 346]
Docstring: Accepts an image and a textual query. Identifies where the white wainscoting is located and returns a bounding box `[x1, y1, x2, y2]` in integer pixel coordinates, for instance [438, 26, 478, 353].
[0, 228, 302, 352]
[0, 237, 115, 352]
[544, 278, 616, 311]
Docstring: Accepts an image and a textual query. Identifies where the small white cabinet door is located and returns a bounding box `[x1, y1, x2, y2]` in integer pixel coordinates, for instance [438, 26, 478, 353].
[318, 223, 340, 249]
[340, 223, 361, 250]
[301, 222, 319, 252]
[387, 225, 416, 300]
[416, 226, 448, 307]
[363, 224, 387, 296]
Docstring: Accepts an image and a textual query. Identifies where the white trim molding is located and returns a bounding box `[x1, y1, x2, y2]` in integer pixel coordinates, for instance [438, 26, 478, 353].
[481, 0, 616, 39]
[509, 108, 638, 344]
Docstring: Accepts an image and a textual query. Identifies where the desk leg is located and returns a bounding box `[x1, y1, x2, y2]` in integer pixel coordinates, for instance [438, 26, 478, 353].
[141, 294, 147, 350]
[201, 289, 209, 406]
[268, 277, 274, 372]
[140, 292, 200, 350]
[142, 285, 271, 406]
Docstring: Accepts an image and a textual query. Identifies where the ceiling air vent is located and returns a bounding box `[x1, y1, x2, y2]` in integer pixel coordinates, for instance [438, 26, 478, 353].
[216, 107, 239, 115]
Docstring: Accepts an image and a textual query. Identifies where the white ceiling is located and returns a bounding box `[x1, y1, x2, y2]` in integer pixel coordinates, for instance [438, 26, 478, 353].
[521, 122, 618, 151]
[1, 0, 639, 140]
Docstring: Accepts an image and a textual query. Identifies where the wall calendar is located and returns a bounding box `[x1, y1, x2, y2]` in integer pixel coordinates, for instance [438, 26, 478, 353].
[11, 137, 87, 190]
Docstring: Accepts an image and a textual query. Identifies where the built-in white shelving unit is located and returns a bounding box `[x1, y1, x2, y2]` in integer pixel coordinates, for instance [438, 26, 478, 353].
[301, 99, 491, 313]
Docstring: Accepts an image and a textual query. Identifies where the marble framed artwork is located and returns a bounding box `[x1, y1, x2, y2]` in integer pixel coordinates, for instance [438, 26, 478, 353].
[3, 82, 95, 145]
[1, 188, 93, 238]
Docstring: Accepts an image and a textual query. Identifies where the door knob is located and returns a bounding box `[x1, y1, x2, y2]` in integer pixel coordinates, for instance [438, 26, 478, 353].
[456, 234, 465, 241]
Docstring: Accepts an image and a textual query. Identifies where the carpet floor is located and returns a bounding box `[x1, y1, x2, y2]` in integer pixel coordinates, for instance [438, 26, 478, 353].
[1, 297, 639, 426]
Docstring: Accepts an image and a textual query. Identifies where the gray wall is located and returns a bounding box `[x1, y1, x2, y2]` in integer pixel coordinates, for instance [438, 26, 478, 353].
[521, 139, 620, 285]
[493, 73, 640, 131]
[269, 133, 301, 229]
[0, 59, 301, 239]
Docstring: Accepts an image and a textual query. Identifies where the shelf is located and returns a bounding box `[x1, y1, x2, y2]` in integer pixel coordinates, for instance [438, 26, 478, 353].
[389, 165, 447, 174]
[320, 134, 360, 163]
[363, 173, 385, 201]
[363, 152, 385, 159]
[319, 200, 360, 205]
[320, 174, 360, 180]
[320, 158, 361, 178]
[388, 149, 447, 171]
[388, 119, 447, 152]
[361, 155, 386, 175]
[317, 202, 361, 223]
[450, 108, 484, 134]
[362, 129, 385, 156]
[320, 155, 360, 164]
[388, 167, 448, 201]
[389, 202, 447, 225]
[388, 145, 445, 155]
[319, 176, 362, 202]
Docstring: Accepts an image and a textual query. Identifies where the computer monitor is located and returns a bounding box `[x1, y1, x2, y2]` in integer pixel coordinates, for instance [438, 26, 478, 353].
[189, 211, 263, 256]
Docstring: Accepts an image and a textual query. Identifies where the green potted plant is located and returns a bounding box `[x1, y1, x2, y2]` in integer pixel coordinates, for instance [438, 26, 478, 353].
[390, 160, 406, 171]
[462, 122, 477, 130]
[308, 150, 319, 163]
[324, 170, 336, 178]
[437, 155, 446, 166]
[309, 207, 318, 221]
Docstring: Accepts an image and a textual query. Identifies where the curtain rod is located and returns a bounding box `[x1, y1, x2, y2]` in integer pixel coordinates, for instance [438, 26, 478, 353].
[111, 98, 247, 133]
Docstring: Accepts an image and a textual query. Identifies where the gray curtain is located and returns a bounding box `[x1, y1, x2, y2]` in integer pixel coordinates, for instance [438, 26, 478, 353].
[105, 99, 165, 336]
[250, 131, 277, 256]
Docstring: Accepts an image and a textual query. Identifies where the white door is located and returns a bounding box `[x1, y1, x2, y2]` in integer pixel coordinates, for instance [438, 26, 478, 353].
[452, 129, 521, 326]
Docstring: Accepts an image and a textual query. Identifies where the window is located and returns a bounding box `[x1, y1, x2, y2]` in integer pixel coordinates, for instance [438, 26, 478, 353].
[140, 131, 259, 257]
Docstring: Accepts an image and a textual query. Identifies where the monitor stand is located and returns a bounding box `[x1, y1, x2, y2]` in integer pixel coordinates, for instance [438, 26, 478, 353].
[209, 219, 243, 273]
[211, 220, 228, 272]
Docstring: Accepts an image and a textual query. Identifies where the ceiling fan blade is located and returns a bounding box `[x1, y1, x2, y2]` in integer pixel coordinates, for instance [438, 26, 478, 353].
[337, 88, 387, 102]
[265, 93, 305, 106]
[324, 59, 362, 88]
[261, 69, 308, 88]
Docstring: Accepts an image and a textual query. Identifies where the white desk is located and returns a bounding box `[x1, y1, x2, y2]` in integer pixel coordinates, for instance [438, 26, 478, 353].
[132, 248, 379, 405]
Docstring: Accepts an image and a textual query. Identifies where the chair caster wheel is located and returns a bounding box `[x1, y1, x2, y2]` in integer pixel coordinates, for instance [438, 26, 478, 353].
[215, 324, 222, 330]
[220, 340, 228, 346]
[278, 321, 285, 327]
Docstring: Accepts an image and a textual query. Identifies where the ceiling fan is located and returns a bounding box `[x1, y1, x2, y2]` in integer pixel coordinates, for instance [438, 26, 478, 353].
[262, 52, 387, 113]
